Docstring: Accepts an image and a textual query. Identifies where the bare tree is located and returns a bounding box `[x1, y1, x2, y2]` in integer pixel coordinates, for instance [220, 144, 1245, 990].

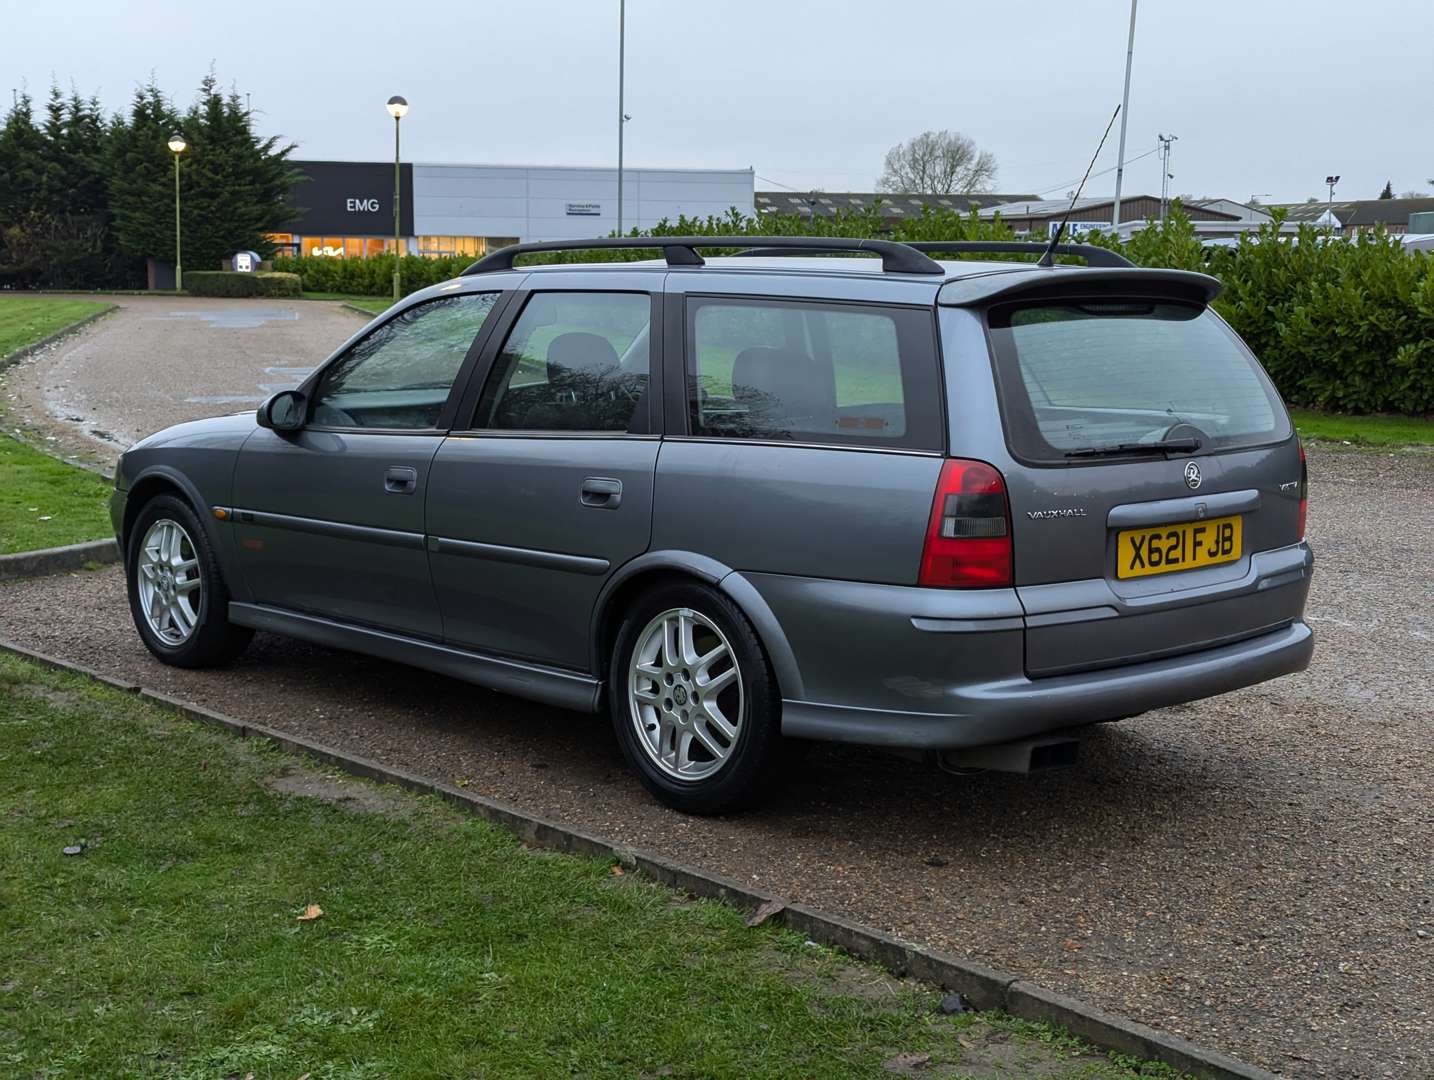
[877, 130, 997, 194]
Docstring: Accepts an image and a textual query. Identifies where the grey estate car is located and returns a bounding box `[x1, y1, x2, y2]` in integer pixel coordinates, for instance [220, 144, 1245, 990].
[113, 236, 1314, 814]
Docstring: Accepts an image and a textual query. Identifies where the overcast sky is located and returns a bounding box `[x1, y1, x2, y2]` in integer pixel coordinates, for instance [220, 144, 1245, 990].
[6, 0, 1431, 204]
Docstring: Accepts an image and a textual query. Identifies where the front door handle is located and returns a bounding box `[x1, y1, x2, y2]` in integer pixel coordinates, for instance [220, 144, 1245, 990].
[580, 477, 622, 509]
[384, 465, 418, 495]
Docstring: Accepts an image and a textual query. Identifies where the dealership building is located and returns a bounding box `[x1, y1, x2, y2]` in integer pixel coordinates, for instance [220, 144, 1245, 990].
[270, 160, 755, 260]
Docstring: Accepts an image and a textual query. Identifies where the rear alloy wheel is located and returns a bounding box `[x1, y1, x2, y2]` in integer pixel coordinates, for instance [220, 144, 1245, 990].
[611, 582, 784, 814]
[126, 494, 252, 668]
[628, 607, 744, 781]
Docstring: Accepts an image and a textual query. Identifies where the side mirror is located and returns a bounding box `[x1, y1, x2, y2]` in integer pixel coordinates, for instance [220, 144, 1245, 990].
[257, 389, 306, 432]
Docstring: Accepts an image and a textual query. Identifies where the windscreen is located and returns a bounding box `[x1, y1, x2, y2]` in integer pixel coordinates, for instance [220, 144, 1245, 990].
[986, 301, 1289, 462]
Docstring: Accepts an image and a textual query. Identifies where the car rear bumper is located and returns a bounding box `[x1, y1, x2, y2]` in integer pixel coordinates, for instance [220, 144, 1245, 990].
[780, 619, 1313, 749]
[742, 550, 1313, 751]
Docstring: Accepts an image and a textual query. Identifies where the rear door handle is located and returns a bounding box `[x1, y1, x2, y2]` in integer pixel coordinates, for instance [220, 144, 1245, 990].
[384, 465, 418, 494]
[580, 477, 622, 509]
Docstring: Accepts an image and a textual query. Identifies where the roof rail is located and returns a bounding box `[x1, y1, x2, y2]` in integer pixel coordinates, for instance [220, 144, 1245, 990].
[903, 241, 1134, 268]
[460, 236, 946, 276]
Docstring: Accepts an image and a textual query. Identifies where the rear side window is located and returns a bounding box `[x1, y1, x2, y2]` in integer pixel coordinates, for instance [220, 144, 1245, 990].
[986, 301, 1290, 462]
[473, 291, 651, 433]
[686, 297, 942, 449]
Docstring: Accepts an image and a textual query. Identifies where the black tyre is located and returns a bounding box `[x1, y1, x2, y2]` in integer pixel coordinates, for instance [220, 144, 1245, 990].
[126, 493, 253, 668]
[609, 581, 785, 814]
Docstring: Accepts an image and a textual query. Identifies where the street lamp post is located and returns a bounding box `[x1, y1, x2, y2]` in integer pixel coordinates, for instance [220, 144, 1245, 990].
[617, 0, 626, 236]
[386, 96, 409, 301]
[167, 133, 187, 291]
[1111, 0, 1139, 234]
[1325, 174, 1340, 237]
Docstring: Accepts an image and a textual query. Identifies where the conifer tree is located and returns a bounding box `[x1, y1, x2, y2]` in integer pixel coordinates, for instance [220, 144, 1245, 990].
[107, 81, 186, 265]
[0, 94, 47, 228]
[179, 73, 298, 267]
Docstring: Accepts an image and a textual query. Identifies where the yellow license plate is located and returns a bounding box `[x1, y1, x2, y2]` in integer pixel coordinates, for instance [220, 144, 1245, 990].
[1116, 515, 1242, 579]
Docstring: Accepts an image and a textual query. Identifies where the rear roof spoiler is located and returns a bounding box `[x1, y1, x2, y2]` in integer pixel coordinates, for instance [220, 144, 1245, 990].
[937, 266, 1222, 308]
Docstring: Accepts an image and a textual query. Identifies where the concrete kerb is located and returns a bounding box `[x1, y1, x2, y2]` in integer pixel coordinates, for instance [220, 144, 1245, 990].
[0, 539, 120, 582]
[0, 636, 1284, 1080]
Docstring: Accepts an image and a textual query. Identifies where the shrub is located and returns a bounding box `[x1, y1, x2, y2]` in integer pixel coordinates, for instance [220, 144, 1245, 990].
[183, 270, 302, 298]
[269, 253, 471, 296]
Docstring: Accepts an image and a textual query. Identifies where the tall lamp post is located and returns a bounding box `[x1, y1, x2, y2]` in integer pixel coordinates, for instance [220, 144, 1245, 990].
[1111, 0, 1138, 234]
[386, 96, 409, 301]
[1325, 174, 1340, 237]
[167, 133, 187, 291]
[616, 0, 626, 236]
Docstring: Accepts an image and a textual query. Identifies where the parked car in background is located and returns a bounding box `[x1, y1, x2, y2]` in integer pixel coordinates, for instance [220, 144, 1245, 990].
[114, 236, 1313, 813]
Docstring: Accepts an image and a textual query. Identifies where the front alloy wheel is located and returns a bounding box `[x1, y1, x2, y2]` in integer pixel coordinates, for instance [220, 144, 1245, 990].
[136, 518, 202, 645]
[126, 493, 252, 668]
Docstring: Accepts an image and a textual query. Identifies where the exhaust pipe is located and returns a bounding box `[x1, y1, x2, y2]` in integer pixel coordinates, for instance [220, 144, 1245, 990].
[938, 735, 1080, 775]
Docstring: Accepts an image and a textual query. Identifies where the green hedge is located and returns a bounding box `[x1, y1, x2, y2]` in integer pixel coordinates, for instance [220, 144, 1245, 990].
[184, 270, 302, 298]
[269, 253, 472, 296]
[270, 204, 1434, 415]
[1082, 211, 1434, 415]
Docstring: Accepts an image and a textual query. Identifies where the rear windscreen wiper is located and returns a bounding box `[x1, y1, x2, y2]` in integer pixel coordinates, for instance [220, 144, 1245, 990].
[1064, 437, 1201, 458]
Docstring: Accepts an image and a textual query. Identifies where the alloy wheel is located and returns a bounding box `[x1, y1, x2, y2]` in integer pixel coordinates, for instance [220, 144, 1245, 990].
[136, 518, 202, 646]
[627, 607, 744, 781]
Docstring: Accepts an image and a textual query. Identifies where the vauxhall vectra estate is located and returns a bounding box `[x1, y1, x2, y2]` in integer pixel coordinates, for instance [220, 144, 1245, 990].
[113, 236, 1313, 813]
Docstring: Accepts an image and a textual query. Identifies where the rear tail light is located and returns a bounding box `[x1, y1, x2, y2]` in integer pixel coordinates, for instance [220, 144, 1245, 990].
[919, 458, 1013, 588]
[1297, 440, 1308, 540]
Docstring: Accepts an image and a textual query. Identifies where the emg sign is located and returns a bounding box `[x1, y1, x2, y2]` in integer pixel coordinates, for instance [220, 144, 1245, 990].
[281, 161, 414, 235]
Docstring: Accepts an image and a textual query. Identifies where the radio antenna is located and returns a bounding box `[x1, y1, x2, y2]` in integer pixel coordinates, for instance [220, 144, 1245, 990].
[1038, 105, 1121, 267]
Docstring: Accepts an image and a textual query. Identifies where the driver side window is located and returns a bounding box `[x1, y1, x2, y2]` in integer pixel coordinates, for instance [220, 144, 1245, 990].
[312, 293, 499, 430]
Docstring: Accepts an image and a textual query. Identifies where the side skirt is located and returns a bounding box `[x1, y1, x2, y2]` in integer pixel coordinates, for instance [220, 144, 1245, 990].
[228, 602, 602, 714]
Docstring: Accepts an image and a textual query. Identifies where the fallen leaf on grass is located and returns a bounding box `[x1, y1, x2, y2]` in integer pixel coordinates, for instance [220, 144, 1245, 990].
[610, 865, 625, 876]
[297, 904, 324, 922]
[745, 899, 786, 928]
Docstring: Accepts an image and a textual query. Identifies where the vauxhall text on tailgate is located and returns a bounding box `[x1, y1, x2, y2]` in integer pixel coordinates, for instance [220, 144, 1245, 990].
[112, 236, 1313, 814]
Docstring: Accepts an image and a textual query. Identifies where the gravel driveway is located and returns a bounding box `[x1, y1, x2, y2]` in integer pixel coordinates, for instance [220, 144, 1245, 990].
[1, 446, 1429, 1079]
[3, 294, 362, 470]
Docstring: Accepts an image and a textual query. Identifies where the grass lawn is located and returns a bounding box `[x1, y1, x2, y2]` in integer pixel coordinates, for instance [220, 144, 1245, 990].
[0, 298, 116, 554]
[0, 653, 1184, 1080]
[0, 297, 112, 361]
[1290, 409, 1433, 447]
[0, 436, 113, 554]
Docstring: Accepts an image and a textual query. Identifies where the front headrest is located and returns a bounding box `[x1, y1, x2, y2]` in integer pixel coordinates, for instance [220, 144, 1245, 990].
[546, 332, 620, 380]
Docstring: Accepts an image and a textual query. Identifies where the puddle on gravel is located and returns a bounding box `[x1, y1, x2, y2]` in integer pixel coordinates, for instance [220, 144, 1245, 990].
[148, 308, 300, 330]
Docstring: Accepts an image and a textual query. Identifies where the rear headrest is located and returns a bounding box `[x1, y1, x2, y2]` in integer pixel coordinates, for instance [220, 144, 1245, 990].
[547, 332, 619, 380]
[730, 347, 835, 419]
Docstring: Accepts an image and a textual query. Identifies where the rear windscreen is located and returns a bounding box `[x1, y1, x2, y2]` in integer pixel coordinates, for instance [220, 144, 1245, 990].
[986, 301, 1290, 462]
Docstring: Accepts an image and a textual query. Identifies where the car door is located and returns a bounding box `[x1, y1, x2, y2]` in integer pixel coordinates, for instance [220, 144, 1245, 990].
[231, 290, 506, 638]
[426, 274, 664, 670]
